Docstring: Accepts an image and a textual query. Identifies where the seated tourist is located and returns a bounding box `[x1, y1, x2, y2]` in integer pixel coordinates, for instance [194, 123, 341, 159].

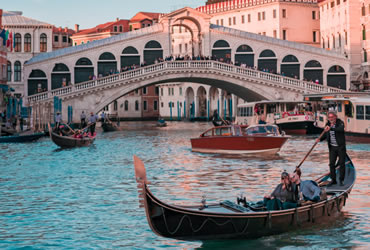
[291, 168, 321, 202]
[263, 171, 298, 210]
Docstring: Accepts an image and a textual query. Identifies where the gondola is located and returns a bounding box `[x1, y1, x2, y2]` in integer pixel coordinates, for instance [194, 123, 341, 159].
[101, 122, 119, 132]
[48, 124, 95, 148]
[0, 131, 45, 143]
[133, 155, 356, 240]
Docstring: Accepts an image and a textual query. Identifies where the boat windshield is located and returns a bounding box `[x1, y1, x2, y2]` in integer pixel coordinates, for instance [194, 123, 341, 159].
[244, 125, 279, 136]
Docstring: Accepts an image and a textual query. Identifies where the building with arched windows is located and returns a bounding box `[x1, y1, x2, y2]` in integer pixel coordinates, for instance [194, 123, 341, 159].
[1, 10, 74, 98]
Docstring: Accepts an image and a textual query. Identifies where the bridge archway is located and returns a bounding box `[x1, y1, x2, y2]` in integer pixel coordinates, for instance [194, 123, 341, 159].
[196, 86, 207, 117]
[185, 87, 195, 118]
[121, 46, 140, 69]
[28, 69, 47, 95]
[327, 65, 347, 90]
[258, 49, 277, 73]
[98, 52, 117, 76]
[235, 44, 254, 67]
[281, 55, 300, 79]
[212, 40, 231, 62]
[93, 72, 272, 114]
[144, 40, 163, 65]
[51, 63, 70, 89]
[209, 87, 219, 118]
[304, 60, 323, 84]
[75, 57, 94, 83]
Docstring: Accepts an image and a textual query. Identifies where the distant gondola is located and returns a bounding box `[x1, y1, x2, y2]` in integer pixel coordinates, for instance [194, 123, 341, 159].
[133, 155, 356, 240]
[102, 122, 119, 132]
[48, 124, 95, 148]
[0, 132, 45, 143]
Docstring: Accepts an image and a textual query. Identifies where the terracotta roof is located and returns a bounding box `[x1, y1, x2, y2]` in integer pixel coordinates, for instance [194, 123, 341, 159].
[72, 20, 129, 36]
[130, 12, 161, 22]
[52, 26, 76, 35]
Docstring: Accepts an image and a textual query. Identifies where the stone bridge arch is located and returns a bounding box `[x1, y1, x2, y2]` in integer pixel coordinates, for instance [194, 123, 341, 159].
[92, 74, 274, 114]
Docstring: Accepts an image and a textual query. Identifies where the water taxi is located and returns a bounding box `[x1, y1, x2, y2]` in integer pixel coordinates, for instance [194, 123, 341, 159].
[190, 124, 289, 154]
[236, 101, 319, 135]
[304, 92, 370, 143]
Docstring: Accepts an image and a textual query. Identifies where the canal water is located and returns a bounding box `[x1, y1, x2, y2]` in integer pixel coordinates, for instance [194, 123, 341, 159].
[0, 122, 369, 249]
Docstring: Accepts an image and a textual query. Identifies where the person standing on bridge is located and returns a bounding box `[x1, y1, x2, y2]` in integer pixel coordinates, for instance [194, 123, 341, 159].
[316, 111, 346, 186]
[88, 112, 98, 136]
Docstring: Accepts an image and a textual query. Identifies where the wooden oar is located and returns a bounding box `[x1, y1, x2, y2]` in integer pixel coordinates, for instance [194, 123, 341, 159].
[106, 115, 118, 128]
[295, 129, 326, 170]
[64, 123, 76, 135]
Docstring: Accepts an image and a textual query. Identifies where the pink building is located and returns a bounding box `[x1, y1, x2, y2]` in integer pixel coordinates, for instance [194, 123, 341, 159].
[196, 0, 321, 47]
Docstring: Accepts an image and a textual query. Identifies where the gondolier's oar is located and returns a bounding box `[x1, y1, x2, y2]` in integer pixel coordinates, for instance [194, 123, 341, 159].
[64, 123, 76, 134]
[295, 129, 326, 170]
[81, 122, 94, 132]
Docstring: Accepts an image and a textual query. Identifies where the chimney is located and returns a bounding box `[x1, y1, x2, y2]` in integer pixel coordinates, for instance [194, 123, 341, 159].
[0, 9, 3, 28]
[75, 24, 79, 33]
[116, 17, 119, 22]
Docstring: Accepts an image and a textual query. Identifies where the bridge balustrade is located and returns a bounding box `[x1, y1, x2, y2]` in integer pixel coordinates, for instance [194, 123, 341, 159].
[27, 60, 343, 104]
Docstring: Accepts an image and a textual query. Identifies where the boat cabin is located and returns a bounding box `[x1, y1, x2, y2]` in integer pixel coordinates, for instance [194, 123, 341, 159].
[200, 124, 281, 137]
[236, 100, 313, 125]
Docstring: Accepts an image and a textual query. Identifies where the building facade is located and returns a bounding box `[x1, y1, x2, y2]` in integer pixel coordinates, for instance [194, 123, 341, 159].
[1, 10, 74, 97]
[196, 0, 321, 47]
[360, 0, 370, 90]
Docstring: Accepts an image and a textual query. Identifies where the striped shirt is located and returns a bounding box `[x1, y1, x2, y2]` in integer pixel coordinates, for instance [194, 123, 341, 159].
[329, 125, 338, 147]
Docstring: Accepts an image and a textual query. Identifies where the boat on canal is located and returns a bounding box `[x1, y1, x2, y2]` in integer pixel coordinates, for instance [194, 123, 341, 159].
[101, 122, 120, 132]
[48, 124, 96, 148]
[133, 154, 356, 240]
[190, 124, 289, 154]
[236, 101, 320, 135]
[0, 131, 45, 143]
[304, 92, 370, 143]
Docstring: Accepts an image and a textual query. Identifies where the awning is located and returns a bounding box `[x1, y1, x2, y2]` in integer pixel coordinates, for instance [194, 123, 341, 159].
[0, 84, 9, 92]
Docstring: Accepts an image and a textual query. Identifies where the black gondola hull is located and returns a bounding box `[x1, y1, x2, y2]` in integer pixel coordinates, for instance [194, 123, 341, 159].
[138, 155, 355, 240]
[50, 131, 95, 148]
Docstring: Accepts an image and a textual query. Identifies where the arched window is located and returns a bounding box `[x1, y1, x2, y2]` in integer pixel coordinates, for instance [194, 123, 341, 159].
[75, 57, 94, 84]
[14, 61, 21, 82]
[305, 60, 322, 68]
[98, 52, 117, 76]
[258, 50, 277, 73]
[28, 69, 47, 95]
[52, 63, 70, 89]
[124, 100, 129, 111]
[7, 61, 11, 82]
[76, 57, 93, 65]
[212, 40, 231, 62]
[281, 55, 300, 79]
[135, 100, 139, 111]
[14, 33, 22, 52]
[259, 50, 276, 58]
[144, 40, 163, 65]
[144, 40, 162, 49]
[364, 72, 369, 79]
[304, 60, 323, 84]
[40, 33, 47, 52]
[121, 46, 140, 68]
[99, 52, 116, 60]
[327, 65, 346, 90]
[364, 49, 368, 63]
[24, 33, 31, 52]
[235, 44, 254, 67]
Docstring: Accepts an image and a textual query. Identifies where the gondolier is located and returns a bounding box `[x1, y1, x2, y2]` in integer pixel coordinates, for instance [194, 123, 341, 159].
[316, 111, 346, 186]
[80, 111, 87, 128]
[88, 112, 98, 135]
[55, 112, 62, 131]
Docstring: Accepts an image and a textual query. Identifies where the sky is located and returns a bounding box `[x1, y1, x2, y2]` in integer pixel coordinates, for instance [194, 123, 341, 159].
[2, 0, 206, 29]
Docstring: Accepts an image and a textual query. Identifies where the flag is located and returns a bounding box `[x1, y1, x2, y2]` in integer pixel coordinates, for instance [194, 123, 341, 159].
[5, 30, 10, 49]
[13, 32, 16, 51]
[0, 29, 6, 46]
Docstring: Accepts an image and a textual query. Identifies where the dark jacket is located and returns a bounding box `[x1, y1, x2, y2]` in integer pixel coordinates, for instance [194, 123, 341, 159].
[320, 118, 346, 147]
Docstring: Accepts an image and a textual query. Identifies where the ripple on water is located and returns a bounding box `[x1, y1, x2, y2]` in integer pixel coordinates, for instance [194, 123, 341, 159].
[0, 122, 369, 249]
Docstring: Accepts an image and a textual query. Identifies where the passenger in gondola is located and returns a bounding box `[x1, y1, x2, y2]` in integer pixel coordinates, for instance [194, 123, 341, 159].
[263, 171, 298, 210]
[291, 168, 321, 202]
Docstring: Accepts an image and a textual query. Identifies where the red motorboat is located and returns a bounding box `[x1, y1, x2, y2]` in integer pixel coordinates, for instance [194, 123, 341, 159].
[190, 124, 290, 154]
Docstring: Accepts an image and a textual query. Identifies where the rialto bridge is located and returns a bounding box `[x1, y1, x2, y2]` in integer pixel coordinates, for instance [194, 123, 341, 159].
[24, 7, 349, 122]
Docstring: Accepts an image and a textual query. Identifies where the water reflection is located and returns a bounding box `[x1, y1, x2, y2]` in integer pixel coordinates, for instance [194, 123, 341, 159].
[0, 122, 368, 249]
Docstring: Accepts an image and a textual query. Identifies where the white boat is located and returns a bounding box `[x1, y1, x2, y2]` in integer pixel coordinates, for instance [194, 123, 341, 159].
[236, 100, 320, 135]
[304, 92, 370, 143]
